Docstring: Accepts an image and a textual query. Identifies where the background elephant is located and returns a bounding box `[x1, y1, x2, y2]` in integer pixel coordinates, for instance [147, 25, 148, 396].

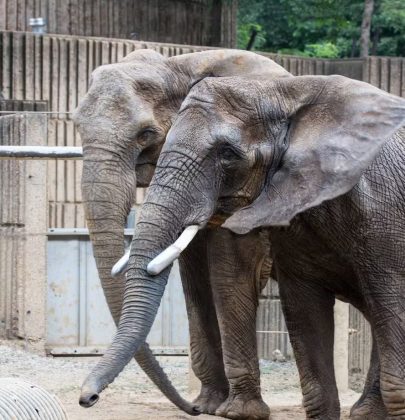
[74, 49, 289, 419]
[80, 74, 405, 419]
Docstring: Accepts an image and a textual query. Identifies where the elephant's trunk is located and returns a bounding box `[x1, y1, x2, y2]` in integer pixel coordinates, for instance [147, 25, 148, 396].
[81, 150, 198, 415]
[82, 152, 134, 323]
[80, 199, 196, 410]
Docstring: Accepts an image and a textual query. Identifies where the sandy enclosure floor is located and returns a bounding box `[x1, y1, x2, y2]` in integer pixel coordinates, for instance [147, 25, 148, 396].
[0, 343, 360, 419]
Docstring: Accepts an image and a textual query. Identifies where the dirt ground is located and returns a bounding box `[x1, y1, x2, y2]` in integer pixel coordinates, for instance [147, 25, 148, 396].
[0, 342, 360, 419]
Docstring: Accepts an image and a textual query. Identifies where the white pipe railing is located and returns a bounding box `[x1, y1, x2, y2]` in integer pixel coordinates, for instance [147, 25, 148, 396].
[0, 146, 83, 159]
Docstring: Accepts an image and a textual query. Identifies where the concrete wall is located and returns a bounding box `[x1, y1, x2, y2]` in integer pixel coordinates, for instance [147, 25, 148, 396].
[0, 112, 48, 351]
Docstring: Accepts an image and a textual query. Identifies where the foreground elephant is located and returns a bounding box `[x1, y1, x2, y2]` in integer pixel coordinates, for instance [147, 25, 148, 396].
[80, 74, 405, 419]
[74, 49, 289, 418]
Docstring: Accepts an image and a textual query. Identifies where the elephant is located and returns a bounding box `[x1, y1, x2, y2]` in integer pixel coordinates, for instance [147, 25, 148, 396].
[74, 48, 290, 419]
[78, 73, 405, 419]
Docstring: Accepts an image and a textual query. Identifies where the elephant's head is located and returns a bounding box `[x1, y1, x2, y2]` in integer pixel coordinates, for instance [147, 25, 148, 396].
[74, 49, 289, 410]
[80, 73, 404, 405]
[152, 74, 405, 238]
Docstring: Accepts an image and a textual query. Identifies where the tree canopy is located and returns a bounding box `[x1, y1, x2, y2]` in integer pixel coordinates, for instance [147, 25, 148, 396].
[237, 0, 405, 57]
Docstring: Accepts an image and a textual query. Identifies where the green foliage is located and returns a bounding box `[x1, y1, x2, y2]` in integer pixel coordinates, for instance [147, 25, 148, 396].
[237, 0, 405, 57]
[304, 42, 340, 58]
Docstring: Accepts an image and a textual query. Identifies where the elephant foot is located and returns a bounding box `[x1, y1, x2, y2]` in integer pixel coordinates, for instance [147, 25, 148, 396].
[350, 391, 387, 420]
[215, 393, 270, 420]
[192, 384, 228, 415]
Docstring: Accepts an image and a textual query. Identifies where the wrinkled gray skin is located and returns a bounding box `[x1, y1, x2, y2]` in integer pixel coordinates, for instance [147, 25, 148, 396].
[74, 49, 289, 419]
[81, 74, 405, 419]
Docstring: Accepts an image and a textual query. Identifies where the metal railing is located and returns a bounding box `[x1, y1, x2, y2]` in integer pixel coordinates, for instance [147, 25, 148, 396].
[0, 145, 82, 159]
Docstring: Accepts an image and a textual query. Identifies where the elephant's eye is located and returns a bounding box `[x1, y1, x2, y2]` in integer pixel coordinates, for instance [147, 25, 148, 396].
[138, 128, 156, 138]
[137, 127, 158, 146]
[220, 145, 242, 163]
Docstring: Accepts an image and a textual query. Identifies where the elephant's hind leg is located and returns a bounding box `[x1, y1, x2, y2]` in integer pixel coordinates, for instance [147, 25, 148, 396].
[179, 231, 229, 415]
[350, 335, 387, 420]
[363, 275, 405, 419]
[208, 228, 270, 420]
[277, 271, 340, 420]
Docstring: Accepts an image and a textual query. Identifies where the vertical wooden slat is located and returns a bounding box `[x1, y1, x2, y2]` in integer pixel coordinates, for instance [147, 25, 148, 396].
[42, 35, 51, 102]
[77, 38, 88, 102]
[116, 41, 125, 62]
[389, 58, 401, 96]
[69, 0, 78, 36]
[39, 0, 49, 27]
[379, 57, 389, 91]
[112, 0, 119, 38]
[68, 38, 78, 111]
[25, 33, 35, 100]
[12, 31, 24, 100]
[101, 40, 110, 65]
[83, 0, 92, 36]
[47, 0, 57, 34]
[0, 0, 6, 28]
[58, 37, 68, 117]
[369, 57, 380, 88]
[50, 36, 59, 115]
[93, 0, 100, 37]
[25, 0, 34, 28]
[56, 0, 69, 35]
[17, 0, 26, 31]
[34, 32, 42, 101]
[1, 32, 12, 98]
[6, 0, 16, 30]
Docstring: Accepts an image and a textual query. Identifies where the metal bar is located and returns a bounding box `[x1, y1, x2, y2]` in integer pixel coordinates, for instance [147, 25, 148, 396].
[0, 146, 83, 159]
[0, 111, 73, 114]
[46, 346, 188, 356]
[47, 228, 135, 236]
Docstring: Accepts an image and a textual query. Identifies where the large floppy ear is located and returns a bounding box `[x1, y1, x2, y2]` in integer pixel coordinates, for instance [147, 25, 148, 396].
[223, 75, 405, 234]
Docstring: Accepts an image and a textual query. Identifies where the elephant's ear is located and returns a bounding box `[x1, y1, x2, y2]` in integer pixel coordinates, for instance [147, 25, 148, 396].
[223, 75, 405, 234]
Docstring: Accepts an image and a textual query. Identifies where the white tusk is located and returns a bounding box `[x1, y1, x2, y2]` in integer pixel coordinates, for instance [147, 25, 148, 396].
[147, 225, 200, 275]
[111, 248, 130, 277]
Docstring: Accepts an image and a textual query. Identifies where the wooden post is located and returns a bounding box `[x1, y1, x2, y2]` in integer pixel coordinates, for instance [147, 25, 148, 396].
[334, 300, 349, 393]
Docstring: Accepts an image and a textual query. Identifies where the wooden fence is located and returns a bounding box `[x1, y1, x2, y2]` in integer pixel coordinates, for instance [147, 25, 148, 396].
[1, 30, 404, 371]
[0, 0, 237, 47]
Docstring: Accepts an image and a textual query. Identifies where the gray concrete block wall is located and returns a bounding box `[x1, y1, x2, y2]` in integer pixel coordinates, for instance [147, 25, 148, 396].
[0, 113, 48, 351]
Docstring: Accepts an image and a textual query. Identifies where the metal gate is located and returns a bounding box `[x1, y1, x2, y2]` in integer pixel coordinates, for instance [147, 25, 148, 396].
[46, 229, 189, 355]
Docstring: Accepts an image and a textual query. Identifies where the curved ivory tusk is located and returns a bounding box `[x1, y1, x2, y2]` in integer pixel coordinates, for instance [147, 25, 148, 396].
[111, 248, 130, 277]
[147, 225, 200, 276]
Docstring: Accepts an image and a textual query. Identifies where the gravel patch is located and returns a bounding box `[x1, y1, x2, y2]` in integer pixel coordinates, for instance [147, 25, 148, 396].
[0, 342, 360, 419]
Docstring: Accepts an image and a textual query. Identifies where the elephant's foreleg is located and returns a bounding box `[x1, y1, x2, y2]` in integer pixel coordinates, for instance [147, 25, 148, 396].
[277, 270, 340, 420]
[179, 230, 229, 415]
[208, 228, 270, 420]
[350, 333, 387, 419]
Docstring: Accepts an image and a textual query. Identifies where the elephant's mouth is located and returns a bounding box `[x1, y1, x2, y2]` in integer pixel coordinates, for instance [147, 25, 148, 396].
[135, 162, 156, 187]
[217, 195, 251, 214]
